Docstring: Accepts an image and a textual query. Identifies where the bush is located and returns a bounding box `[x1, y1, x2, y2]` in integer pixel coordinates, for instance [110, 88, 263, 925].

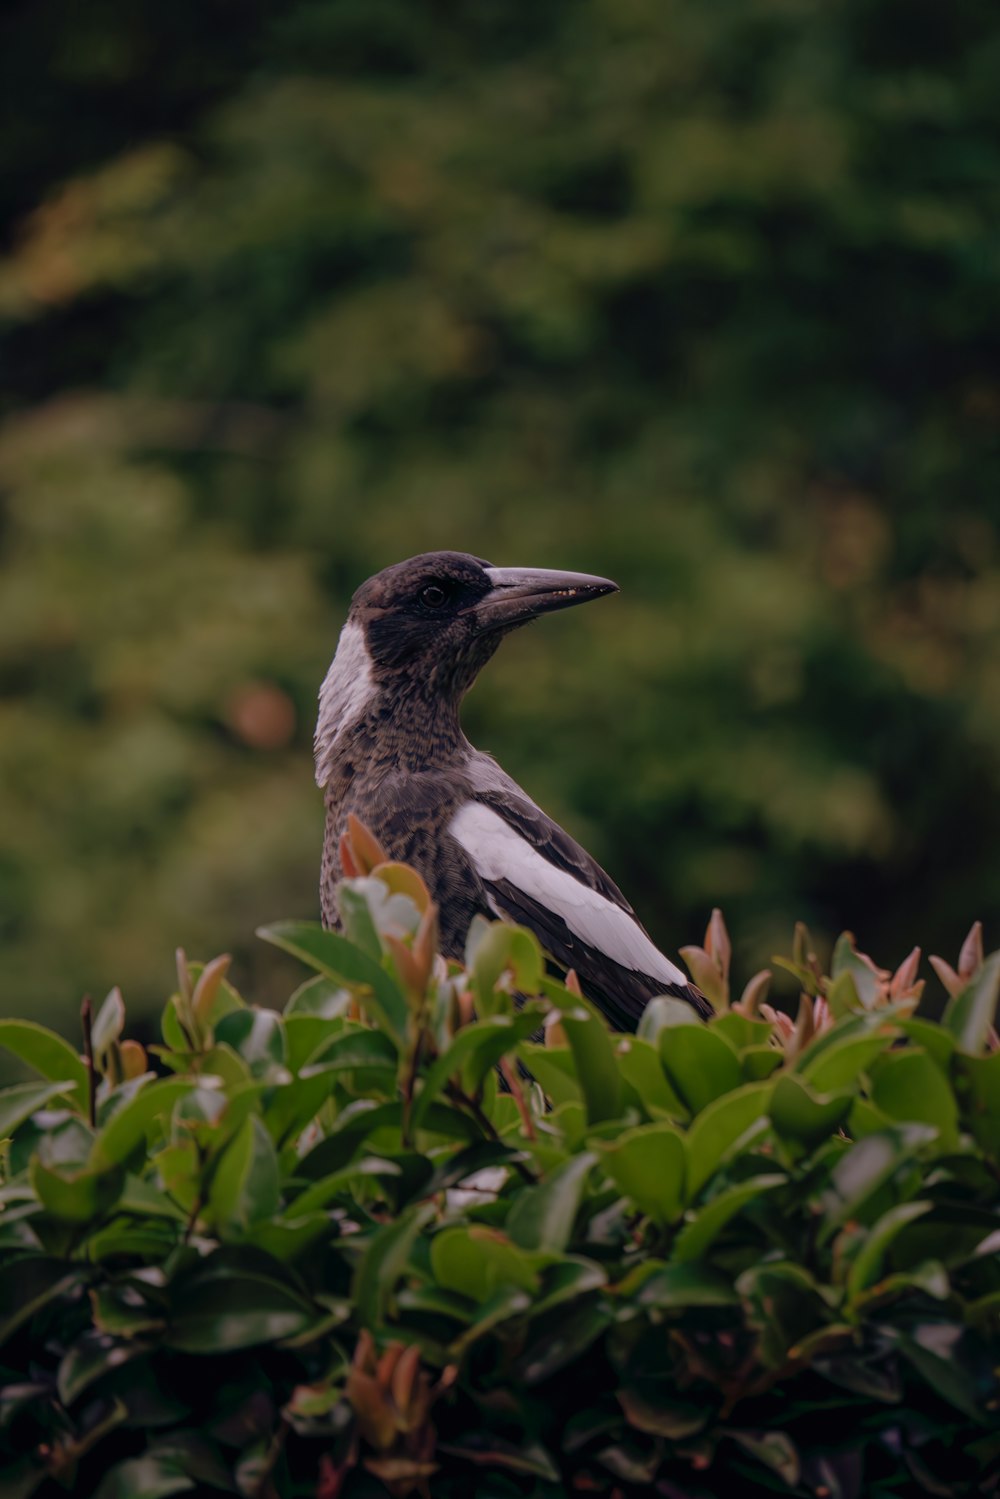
[1, 826, 998, 1498]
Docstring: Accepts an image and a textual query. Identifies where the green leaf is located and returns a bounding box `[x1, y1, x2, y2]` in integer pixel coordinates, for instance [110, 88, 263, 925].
[672, 1174, 785, 1262]
[31, 1157, 125, 1224]
[353, 1201, 436, 1327]
[684, 1082, 774, 1200]
[466, 920, 544, 1014]
[942, 950, 1000, 1054]
[282, 1013, 345, 1070]
[513, 1302, 611, 1384]
[93, 1455, 194, 1499]
[614, 1034, 688, 1118]
[287, 1156, 402, 1216]
[637, 995, 704, 1042]
[214, 1008, 287, 1079]
[257, 920, 407, 1041]
[659, 1025, 742, 1114]
[846, 1200, 933, 1300]
[599, 1123, 685, 1225]
[619, 1386, 707, 1438]
[628, 1262, 740, 1308]
[438, 1435, 559, 1482]
[739, 1044, 784, 1081]
[0, 1020, 88, 1110]
[899, 1017, 956, 1069]
[450, 1284, 533, 1352]
[262, 1069, 339, 1146]
[0, 1079, 79, 1139]
[871, 1049, 960, 1148]
[800, 1031, 896, 1092]
[242, 1212, 335, 1262]
[951, 1049, 1000, 1160]
[336, 881, 384, 959]
[304, 1025, 398, 1074]
[57, 1328, 146, 1405]
[769, 1073, 853, 1150]
[737, 1262, 832, 1366]
[530, 1256, 607, 1317]
[830, 933, 886, 1009]
[820, 1126, 937, 1239]
[0, 1258, 88, 1344]
[544, 979, 622, 1124]
[894, 1327, 990, 1422]
[711, 1012, 775, 1050]
[90, 989, 126, 1062]
[166, 1266, 315, 1351]
[516, 1044, 580, 1109]
[207, 1115, 280, 1230]
[90, 1281, 167, 1340]
[90, 1078, 194, 1169]
[430, 1225, 543, 1302]
[506, 1152, 596, 1251]
[413, 1009, 545, 1132]
[284, 976, 353, 1018]
[726, 1429, 801, 1487]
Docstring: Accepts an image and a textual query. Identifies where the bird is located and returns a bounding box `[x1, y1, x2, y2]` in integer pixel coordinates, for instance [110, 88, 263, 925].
[314, 550, 710, 1029]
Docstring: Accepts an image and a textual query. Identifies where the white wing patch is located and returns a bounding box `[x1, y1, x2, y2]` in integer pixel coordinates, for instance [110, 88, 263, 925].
[314, 620, 377, 786]
[449, 802, 688, 988]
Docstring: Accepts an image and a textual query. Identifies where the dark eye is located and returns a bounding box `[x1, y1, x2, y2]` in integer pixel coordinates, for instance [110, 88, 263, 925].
[420, 584, 447, 608]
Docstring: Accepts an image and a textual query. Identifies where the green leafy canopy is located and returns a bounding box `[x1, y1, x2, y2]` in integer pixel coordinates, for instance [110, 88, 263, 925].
[0, 859, 998, 1499]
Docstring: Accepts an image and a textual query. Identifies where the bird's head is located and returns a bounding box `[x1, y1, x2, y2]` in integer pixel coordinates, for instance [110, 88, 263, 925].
[315, 550, 618, 780]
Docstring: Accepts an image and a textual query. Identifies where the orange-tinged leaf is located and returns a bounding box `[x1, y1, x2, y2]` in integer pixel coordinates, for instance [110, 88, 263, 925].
[390, 1344, 422, 1414]
[175, 948, 192, 1004]
[736, 969, 772, 1015]
[679, 946, 726, 1010]
[346, 1368, 396, 1449]
[891, 946, 921, 997]
[929, 954, 963, 998]
[958, 920, 984, 980]
[371, 862, 431, 913]
[705, 907, 732, 983]
[412, 902, 440, 984]
[339, 831, 360, 878]
[192, 953, 232, 1022]
[119, 1039, 148, 1079]
[376, 1341, 405, 1390]
[353, 1328, 377, 1373]
[347, 814, 388, 875]
[792, 992, 815, 1056]
[385, 935, 423, 997]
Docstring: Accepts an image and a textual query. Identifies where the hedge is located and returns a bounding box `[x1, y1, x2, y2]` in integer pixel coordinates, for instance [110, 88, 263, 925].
[1, 823, 998, 1498]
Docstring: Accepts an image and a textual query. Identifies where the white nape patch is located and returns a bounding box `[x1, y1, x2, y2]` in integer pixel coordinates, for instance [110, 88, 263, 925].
[450, 802, 688, 987]
[314, 620, 377, 786]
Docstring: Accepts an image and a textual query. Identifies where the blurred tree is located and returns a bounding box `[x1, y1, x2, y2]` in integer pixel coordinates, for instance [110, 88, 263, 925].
[1, 0, 999, 1030]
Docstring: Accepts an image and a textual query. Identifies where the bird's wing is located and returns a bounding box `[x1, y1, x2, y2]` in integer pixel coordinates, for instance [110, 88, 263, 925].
[450, 777, 710, 1027]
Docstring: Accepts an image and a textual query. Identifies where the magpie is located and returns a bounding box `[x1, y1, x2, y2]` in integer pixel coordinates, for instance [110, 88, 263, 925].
[315, 550, 710, 1029]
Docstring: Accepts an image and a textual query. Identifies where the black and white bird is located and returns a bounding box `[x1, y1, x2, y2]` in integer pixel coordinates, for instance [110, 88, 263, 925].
[315, 551, 710, 1028]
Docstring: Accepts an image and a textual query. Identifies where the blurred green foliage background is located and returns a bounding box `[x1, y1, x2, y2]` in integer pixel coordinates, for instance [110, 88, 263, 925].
[1, 0, 999, 1033]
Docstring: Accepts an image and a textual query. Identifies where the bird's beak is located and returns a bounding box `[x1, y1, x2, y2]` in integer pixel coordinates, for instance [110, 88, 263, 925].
[471, 566, 619, 634]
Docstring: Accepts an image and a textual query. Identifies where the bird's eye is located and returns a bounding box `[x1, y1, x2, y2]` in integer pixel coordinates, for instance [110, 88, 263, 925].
[420, 584, 448, 608]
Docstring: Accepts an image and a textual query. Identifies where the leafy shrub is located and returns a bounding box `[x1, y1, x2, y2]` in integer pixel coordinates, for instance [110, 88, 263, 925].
[1, 825, 998, 1498]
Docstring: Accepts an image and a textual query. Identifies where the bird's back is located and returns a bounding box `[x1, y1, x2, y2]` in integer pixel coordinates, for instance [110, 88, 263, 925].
[322, 748, 710, 1028]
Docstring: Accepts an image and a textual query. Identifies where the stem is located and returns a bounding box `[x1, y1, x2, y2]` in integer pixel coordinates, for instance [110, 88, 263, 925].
[443, 1081, 536, 1182]
[80, 996, 97, 1129]
[498, 1056, 536, 1141]
[249, 1416, 289, 1499]
[400, 1029, 426, 1148]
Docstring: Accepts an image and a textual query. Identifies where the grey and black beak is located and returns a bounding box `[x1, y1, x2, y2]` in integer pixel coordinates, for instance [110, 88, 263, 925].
[471, 566, 619, 634]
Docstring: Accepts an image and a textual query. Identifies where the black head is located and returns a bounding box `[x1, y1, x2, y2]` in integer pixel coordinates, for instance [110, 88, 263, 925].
[315, 550, 618, 780]
[352, 550, 618, 683]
